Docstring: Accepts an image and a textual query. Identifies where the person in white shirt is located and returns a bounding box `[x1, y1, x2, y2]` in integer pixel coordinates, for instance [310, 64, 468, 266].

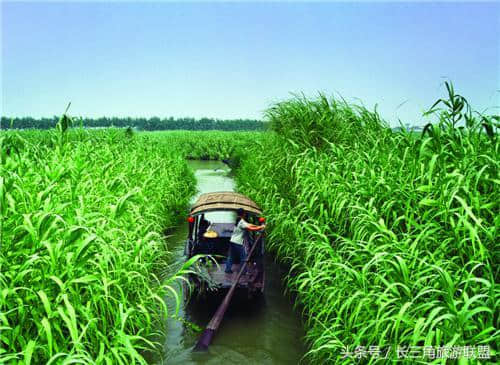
[225, 208, 266, 274]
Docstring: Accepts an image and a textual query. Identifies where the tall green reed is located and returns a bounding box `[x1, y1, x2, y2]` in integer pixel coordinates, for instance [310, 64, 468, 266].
[0, 129, 197, 363]
[236, 85, 498, 363]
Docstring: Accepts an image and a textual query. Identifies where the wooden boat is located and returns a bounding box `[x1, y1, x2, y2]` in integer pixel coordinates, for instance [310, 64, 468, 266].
[184, 192, 265, 299]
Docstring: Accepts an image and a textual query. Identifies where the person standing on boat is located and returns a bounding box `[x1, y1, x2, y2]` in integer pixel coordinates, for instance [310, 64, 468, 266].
[225, 208, 266, 274]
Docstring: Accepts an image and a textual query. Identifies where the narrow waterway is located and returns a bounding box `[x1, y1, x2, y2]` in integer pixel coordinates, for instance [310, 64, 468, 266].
[156, 160, 306, 365]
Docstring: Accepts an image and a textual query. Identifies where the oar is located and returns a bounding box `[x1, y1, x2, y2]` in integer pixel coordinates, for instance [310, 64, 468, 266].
[193, 233, 263, 351]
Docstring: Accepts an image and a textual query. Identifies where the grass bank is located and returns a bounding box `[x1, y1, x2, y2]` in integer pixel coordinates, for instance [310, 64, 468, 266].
[235, 86, 498, 363]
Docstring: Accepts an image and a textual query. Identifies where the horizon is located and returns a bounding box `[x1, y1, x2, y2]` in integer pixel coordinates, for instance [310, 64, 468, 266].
[2, 1, 499, 127]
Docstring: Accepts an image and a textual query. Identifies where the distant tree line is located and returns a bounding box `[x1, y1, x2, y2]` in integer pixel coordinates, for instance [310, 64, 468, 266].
[0, 116, 267, 131]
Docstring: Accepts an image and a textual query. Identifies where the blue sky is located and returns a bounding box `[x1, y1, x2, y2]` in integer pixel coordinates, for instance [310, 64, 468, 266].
[1, 1, 499, 126]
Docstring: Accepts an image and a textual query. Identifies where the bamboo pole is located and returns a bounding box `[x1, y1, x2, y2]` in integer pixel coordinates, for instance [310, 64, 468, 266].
[194, 233, 263, 351]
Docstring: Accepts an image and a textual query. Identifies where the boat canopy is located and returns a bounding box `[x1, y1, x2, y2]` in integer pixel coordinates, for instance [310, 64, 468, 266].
[190, 192, 262, 215]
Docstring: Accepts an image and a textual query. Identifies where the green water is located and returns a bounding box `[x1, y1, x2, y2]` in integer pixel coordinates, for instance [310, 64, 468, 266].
[156, 160, 306, 364]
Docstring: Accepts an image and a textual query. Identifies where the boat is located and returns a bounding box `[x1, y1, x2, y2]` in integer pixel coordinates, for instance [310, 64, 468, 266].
[184, 192, 266, 299]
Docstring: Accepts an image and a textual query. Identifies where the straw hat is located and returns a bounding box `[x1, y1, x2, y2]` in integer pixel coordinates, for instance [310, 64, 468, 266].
[203, 230, 218, 238]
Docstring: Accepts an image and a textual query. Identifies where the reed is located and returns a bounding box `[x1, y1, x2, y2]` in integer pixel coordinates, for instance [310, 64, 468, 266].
[143, 130, 262, 161]
[236, 84, 498, 363]
[0, 129, 198, 363]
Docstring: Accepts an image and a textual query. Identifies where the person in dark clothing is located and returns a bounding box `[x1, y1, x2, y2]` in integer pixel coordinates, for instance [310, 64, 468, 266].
[198, 214, 210, 240]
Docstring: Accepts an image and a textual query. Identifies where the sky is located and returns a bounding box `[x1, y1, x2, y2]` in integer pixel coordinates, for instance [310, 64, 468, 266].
[1, 1, 499, 126]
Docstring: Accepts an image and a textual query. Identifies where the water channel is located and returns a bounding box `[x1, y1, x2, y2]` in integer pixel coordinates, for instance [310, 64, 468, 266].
[155, 160, 306, 365]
